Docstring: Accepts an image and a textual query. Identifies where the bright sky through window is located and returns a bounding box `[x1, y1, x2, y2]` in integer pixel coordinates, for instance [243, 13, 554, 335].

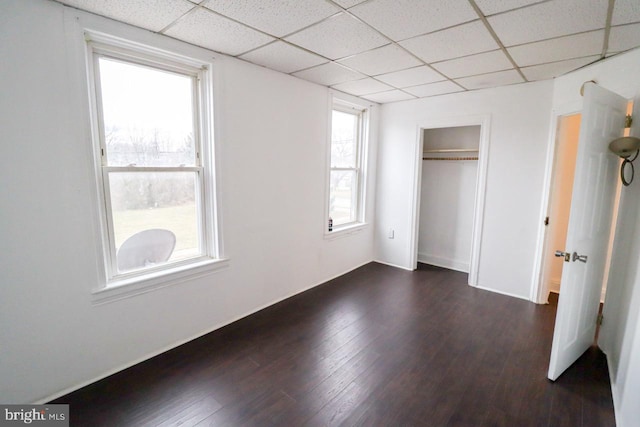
[331, 110, 357, 168]
[99, 58, 194, 159]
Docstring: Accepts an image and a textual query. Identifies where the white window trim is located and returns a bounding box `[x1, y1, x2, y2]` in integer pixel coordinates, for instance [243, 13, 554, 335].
[325, 95, 370, 238]
[83, 30, 226, 301]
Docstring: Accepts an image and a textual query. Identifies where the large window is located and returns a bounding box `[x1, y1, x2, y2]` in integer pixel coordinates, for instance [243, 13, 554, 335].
[87, 34, 220, 286]
[328, 100, 368, 231]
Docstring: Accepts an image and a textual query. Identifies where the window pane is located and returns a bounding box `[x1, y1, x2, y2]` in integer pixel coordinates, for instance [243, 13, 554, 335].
[98, 57, 196, 167]
[108, 171, 201, 273]
[329, 170, 357, 226]
[331, 110, 358, 168]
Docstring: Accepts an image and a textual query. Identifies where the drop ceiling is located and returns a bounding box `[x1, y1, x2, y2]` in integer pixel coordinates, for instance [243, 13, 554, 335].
[54, 0, 640, 103]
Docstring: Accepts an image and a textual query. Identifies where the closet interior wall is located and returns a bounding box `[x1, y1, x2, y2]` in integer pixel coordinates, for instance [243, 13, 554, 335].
[418, 126, 480, 272]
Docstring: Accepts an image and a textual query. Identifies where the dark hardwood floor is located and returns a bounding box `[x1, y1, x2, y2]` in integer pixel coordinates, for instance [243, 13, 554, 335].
[52, 263, 615, 426]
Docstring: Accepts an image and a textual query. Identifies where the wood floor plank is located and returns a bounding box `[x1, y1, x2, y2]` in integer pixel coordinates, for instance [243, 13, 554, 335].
[52, 262, 616, 426]
[302, 381, 373, 427]
[443, 297, 524, 426]
[270, 348, 382, 426]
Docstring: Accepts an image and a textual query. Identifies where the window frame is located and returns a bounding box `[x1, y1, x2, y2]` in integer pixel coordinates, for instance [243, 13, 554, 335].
[85, 31, 225, 297]
[326, 97, 369, 236]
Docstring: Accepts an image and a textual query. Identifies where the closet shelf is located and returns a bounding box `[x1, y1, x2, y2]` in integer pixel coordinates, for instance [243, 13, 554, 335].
[423, 148, 478, 153]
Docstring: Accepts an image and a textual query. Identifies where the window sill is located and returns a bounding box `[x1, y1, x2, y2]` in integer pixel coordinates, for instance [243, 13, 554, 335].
[91, 257, 230, 305]
[324, 223, 368, 240]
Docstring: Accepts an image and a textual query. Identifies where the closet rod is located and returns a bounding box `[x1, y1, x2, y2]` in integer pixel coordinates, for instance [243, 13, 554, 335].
[423, 156, 478, 161]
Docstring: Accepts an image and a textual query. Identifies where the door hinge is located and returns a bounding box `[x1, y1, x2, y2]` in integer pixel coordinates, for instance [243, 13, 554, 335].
[597, 313, 604, 326]
[544, 216, 549, 226]
[625, 114, 633, 128]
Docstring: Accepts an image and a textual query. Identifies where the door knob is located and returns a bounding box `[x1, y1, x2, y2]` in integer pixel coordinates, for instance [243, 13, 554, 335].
[555, 250, 571, 262]
[572, 252, 588, 263]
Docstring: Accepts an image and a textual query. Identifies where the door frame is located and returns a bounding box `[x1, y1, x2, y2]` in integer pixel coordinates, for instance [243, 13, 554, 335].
[409, 114, 491, 287]
[531, 102, 582, 303]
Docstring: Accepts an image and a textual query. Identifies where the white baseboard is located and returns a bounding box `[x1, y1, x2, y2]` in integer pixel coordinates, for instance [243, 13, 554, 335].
[549, 278, 561, 294]
[475, 284, 530, 301]
[417, 252, 469, 273]
[36, 259, 373, 404]
[373, 259, 414, 271]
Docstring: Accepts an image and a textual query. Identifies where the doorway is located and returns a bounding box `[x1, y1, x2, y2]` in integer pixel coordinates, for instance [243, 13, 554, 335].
[538, 113, 581, 302]
[538, 103, 631, 305]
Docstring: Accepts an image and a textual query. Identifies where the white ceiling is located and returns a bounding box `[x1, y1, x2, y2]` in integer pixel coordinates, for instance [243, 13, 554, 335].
[55, 0, 640, 103]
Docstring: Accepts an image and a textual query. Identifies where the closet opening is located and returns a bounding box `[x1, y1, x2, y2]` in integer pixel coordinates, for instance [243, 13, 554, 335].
[417, 125, 479, 274]
[411, 117, 490, 288]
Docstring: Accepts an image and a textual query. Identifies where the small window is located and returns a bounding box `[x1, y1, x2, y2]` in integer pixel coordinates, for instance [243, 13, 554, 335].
[87, 34, 220, 285]
[328, 100, 368, 231]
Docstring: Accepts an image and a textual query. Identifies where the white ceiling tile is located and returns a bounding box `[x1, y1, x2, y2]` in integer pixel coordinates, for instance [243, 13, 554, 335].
[400, 20, 499, 63]
[165, 8, 274, 56]
[331, 78, 394, 96]
[202, 0, 340, 37]
[57, 0, 194, 32]
[521, 56, 600, 81]
[612, 0, 640, 26]
[285, 13, 389, 60]
[455, 69, 524, 90]
[403, 81, 464, 97]
[350, 0, 477, 41]
[332, 0, 368, 8]
[363, 90, 416, 103]
[239, 41, 328, 74]
[338, 44, 422, 76]
[292, 62, 366, 86]
[508, 30, 604, 67]
[488, 0, 608, 46]
[474, 0, 545, 16]
[608, 23, 640, 53]
[58, 0, 640, 95]
[375, 66, 445, 88]
[432, 50, 512, 78]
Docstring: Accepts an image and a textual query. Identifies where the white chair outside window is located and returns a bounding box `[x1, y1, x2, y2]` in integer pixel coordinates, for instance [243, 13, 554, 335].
[116, 229, 176, 272]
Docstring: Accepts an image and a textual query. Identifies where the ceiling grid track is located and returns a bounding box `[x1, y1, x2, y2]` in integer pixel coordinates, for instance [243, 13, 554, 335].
[327, 4, 470, 96]
[601, 0, 616, 58]
[466, 0, 528, 83]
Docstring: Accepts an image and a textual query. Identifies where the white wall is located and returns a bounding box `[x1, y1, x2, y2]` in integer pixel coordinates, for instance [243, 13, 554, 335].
[418, 126, 479, 272]
[549, 48, 640, 427]
[375, 81, 553, 299]
[602, 178, 640, 427]
[0, 0, 377, 403]
[617, 296, 640, 427]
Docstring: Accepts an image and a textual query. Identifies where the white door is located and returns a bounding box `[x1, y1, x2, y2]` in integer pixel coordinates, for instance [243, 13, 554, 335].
[547, 83, 627, 381]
